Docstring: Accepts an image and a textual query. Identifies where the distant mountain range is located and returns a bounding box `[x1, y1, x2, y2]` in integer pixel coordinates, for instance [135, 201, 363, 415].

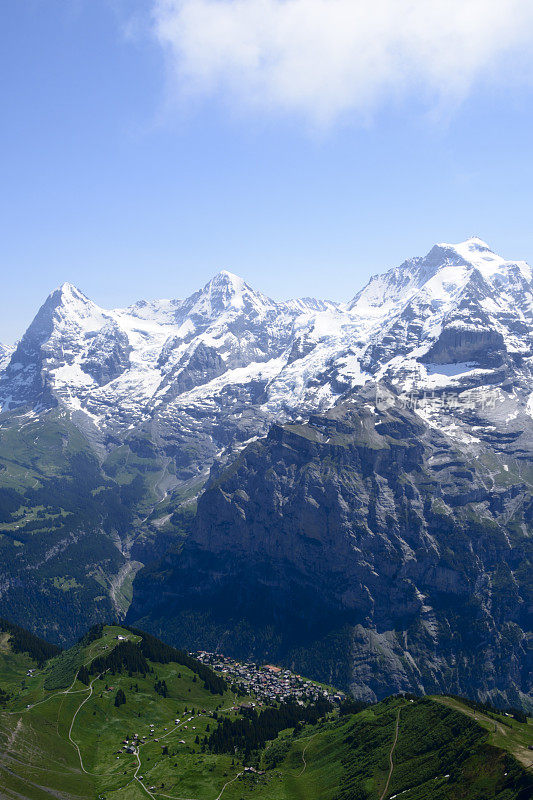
[1, 237, 531, 470]
[0, 237, 531, 707]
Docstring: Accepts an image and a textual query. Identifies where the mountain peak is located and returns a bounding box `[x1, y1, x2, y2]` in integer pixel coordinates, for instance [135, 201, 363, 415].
[348, 235, 532, 319]
[22, 282, 107, 344]
[436, 237, 531, 281]
[49, 282, 92, 306]
[203, 270, 246, 294]
[213, 269, 242, 282]
[436, 236, 493, 261]
[177, 270, 274, 323]
[441, 235, 491, 251]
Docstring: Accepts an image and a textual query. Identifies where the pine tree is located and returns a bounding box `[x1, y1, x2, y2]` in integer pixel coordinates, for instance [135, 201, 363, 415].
[78, 665, 90, 686]
[114, 688, 126, 707]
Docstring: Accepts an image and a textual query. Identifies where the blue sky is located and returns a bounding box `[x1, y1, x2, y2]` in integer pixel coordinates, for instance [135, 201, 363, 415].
[1, 0, 533, 342]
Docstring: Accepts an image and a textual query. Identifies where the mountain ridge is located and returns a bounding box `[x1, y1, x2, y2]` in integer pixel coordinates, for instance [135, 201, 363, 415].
[128, 382, 533, 709]
[1, 236, 530, 461]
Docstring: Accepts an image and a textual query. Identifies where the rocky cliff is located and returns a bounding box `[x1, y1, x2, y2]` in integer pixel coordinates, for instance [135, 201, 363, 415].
[129, 384, 532, 710]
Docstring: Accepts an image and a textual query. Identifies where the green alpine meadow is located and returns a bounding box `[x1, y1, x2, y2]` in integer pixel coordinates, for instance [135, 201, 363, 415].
[0, 622, 531, 800]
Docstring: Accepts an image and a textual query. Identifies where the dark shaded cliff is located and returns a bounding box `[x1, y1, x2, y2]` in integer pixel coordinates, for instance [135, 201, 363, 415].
[129, 385, 532, 709]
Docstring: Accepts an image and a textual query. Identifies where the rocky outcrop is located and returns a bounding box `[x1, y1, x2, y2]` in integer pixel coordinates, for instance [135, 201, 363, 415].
[421, 326, 505, 365]
[82, 322, 132, 386]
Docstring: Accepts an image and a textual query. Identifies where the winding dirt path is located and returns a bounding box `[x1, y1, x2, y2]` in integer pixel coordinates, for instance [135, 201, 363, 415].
[4, 639, 114, 717]
[68, 672, 106, 774]
[133, 747, 157, 799]
[4, 680, 87, 716]
[125, 704, 238, 799]
[379, 708, 401, 800]
[295, 731, 319, 777]
[213, 770, 244, 800]
[434, 697, 533, 771]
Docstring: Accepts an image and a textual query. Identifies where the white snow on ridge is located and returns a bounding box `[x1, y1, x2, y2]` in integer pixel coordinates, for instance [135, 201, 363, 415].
[0, 239, 531, 442]
[0, 343, 15, 372]
[445, 236, 532, 282]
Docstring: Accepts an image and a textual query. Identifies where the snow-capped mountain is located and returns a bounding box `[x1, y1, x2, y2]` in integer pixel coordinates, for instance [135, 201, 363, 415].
[0, 344, 14, 371]
[0, 237, 531, 487]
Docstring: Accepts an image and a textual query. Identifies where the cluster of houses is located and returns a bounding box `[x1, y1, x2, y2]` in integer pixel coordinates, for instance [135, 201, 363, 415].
[110, 652, 345, 764]
[114, 717, 196, 757]
[194, 651, 345, 705]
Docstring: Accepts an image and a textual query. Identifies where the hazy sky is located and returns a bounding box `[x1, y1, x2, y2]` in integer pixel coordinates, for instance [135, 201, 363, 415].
[2, 0, 533, 342]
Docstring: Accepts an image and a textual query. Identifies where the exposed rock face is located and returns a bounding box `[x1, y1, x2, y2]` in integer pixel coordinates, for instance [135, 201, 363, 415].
[81, 322, 132, 386]
[129, 385, 532, 710]
[421, 326, 505, 365]
[160, 342, 227, 398]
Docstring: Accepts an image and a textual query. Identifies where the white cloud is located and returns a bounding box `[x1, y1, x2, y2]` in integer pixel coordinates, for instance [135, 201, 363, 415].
[152, 0, 533, 126]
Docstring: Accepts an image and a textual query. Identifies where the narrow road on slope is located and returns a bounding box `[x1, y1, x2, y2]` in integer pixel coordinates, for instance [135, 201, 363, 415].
[214, 770, 244, 800]
[4, 639, 114, 717]
[435, 697, 533, 771]
[129, 704, 238, 799]
[379, 708, 401, 800]
[4, 678, 86, 715]
[68, 672, 108, 774]
[295, 731, 320, 777]
[133, 748, 157, 799]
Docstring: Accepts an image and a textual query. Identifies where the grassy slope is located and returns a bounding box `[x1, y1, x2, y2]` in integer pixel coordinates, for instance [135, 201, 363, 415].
[434, 696, 533, 771]
[0, 627, 532, 800]
[0, 410, 191, 644]
[0, 633, 39, 695]
[244, 698, 533, 800]
[0, 626, 243, 800]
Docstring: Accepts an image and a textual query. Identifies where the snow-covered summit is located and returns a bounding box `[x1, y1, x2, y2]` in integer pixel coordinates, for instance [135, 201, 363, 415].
[175, 270, 276, 325]
[20, 282, 109, 347]
[348, 237, 531, 321]
[0, 238, 530, 478]
[439, 236, 532, 281]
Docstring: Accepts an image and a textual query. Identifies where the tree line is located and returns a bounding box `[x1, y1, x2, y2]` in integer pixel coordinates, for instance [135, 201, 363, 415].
[0, 618, 61, 665]
[89, 641, 150, 676]
[124, 626, 227, 695]
[207, 697, 331, 756]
